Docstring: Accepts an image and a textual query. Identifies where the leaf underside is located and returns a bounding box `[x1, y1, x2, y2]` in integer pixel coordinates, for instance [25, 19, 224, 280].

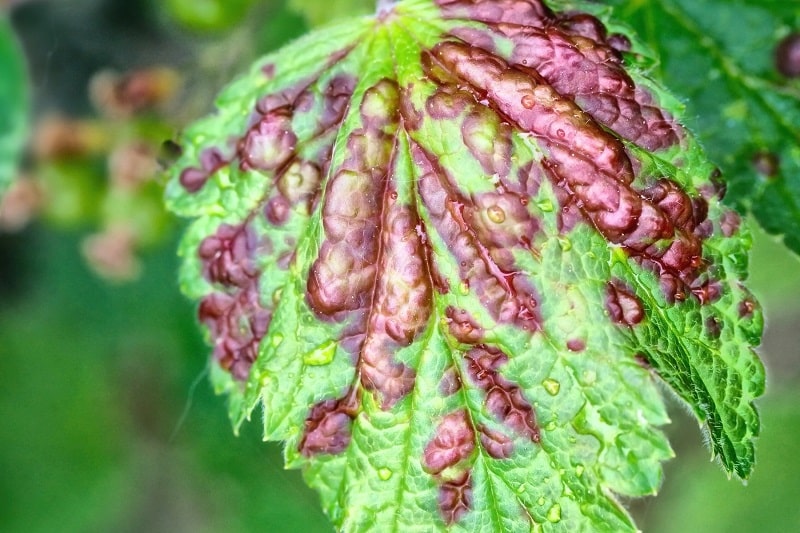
[166, 1, 765, 531]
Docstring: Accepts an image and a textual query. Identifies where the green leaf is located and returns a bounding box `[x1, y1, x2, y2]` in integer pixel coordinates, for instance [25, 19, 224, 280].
[166, 0, 765, 530]
[0, 16, 28, 196]
[602, 0, 800, 254]
[287, 0, 375, 27]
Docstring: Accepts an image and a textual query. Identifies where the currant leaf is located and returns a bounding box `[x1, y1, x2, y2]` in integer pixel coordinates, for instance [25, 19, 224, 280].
[166, 1, 765, 530]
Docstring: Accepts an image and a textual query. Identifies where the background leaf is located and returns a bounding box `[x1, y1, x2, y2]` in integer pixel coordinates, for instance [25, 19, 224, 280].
[604, 0, 800, 254]
[0, 16, 28, 196]
[287, 0, 375, 27]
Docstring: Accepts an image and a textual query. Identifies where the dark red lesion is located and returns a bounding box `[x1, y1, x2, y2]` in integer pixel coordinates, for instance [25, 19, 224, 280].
[298, 387, 359, 457]
[240, 107, 297, 172]
[566, 338, 586, 352]
[305, 80, 435, 410]
[198, 289, 271, 380]
[197, 223, 272, 380]
[422, 410, 476, 525]
[436, 0, 553, 27]
[606, 279, 645, 327]
[465, 346, 541, 443]
[445, 306, 484, 345]
[423, 409, 476, 474]
[440, 366, 463, 396]
[180, 146, 234, 193]
[705, 316, 723, 339]
[422, 40, 719, 305]
[413, 144, 541, 333]
[478, 425, 514, 459]
[739, 298, 756, 319]
[439, 472, 473, 525]
[190, 66, 357, 383]
[440, 1, 682, 151]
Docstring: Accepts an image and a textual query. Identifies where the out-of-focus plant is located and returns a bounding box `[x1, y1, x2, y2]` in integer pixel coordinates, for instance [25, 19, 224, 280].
[0, 14, 27, 196]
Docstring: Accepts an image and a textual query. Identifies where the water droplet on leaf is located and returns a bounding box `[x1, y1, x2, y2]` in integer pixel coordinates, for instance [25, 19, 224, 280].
[272, 288, 283, 304]
[521, 94, 536, 109]
[543, 378, 561, 396]
[458, 280, 470, 295]
[304, 340, 336, 366]
[487, 205, 506, 223]
[546, 503, 562, 523]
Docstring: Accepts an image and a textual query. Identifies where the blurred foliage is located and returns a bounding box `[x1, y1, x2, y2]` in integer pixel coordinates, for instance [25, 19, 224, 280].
[0, 0, 799, 532]
[165, 0, 257, 32]
[287, 0, 374, 27]
[0, 227, 331, 532]
[0, 15, 28, 195]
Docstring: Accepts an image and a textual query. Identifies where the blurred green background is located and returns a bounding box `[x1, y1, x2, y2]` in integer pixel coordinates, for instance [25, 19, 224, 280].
[1, 1, 799, 532]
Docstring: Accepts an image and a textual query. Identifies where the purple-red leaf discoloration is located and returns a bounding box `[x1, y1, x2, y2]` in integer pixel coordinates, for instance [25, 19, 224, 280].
[606, 279, 645, 327]
[299, 389, 358, 457]
[198, 223, 271, 379]
[437, 0, 552, 27]
[445, 306, 484, 345]
[440, 366, 463, 396]
[776, 33, 800, 78]
[423, 409, 476, 475]
[478, 425, 514, 459]
[307, 80, 400, 317]
[439, 471, 473, 525]
[423, 38, 722, 305]
[424, 410, 477, 525]
[241, 109, 297, 172]
[358, 200, 431, 408]
[414, 146, 541, 332]
[465, 346, 541, 443]
[180, 147, 232, 193]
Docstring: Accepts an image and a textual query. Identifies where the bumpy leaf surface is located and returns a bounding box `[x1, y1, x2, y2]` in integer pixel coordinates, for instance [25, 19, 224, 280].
[603, 0, 800, 254]
[166, 1, 765, 530]
[0, 17, 28, 195]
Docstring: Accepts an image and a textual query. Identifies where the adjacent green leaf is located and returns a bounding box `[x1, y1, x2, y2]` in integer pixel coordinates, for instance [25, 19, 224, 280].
[604, 0, 800, 254]
[287, 0, 375, 27]
[166, 0, 765, 530]
[0, 16, 28, 196]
